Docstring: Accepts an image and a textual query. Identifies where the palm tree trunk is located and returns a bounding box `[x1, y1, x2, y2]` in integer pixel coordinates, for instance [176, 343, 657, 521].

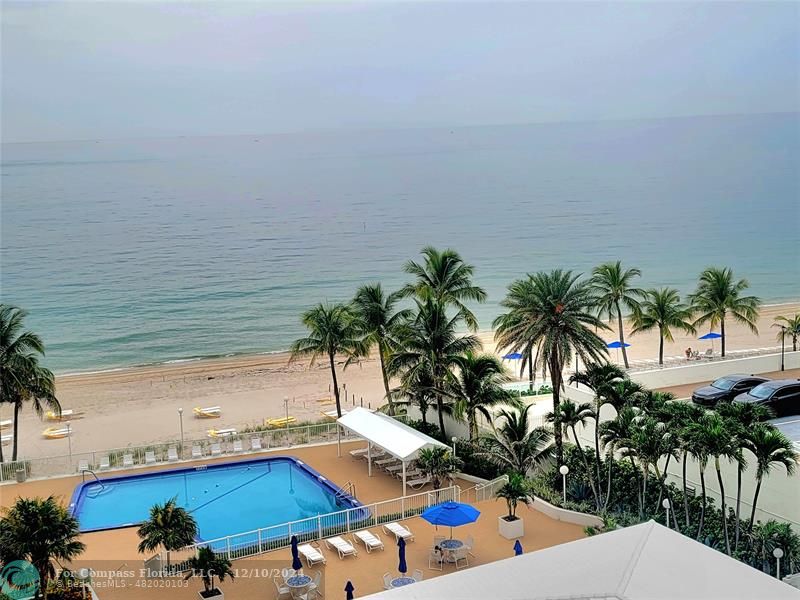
[656, 454, 672, 509]
[640, 463, 648, 519]
[12, 400, 20, 462]
[697, 466, 707, 540]
[616, 303, 629, 368]
[571, 426, 600, 509]
[593, 412, 603, 506]
[734, 464, 743, 552]
[378, 343, 394, 415]
[629, 455, 642, 517]
[748, 476, 763, 533]
[436, 393, 447, 439]
[468, 413, 477, 442]
[715, 458, 731, 555]
[604, 451, 614, 512]
[658, 329, 664, 365]
[526, 346, 534, 391]
[720, 316, 726, 357]
[329, 352, 342, 418]
[0, 415, 4, 462]
[549, 354, 564, 466]
[682, 452, 690, 530]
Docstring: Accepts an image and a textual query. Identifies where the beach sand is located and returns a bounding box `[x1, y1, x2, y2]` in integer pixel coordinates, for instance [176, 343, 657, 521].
[2, 303, 796, 461]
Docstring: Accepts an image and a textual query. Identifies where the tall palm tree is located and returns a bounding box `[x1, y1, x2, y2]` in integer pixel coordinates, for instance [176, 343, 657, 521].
[773, 314, 800, 352]
[688, 267, 760, 357]
[601, 378, 646, 414]
[494, 270, 609, 465]
[628, 416, 675, 519]
[744, 424, 797, 533]
[290, 303, 366, 418]
[449, 352, 520, 441]
[548, 399, 600, 509]
[599, 406, 638, 512]
[390, 359, 436, 426]
[590, 261, 645, 368]
[389, 299, 480, 437]
[477, 405, 554, 476]
[670, 402, 705, 530]
[352, 283, 411, 415]
[0, 304, 60, 462]
[631, 288, 696, 365]
[402, 246, 486, 331]
[137, 497, 198, 568]
[0, 496, 85, 600]
[416, 446, 462, 489]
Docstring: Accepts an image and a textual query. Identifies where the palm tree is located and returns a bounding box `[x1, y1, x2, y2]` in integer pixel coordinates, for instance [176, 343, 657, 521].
[744, 424, 797, 533]
[352, 284, 411, 415]
[688, 267, 760, 357]
[184, 546, 235, 597]
[402, 246, 486, 330]
[547, 399, 600, 509]
[0, 304, 60, 462]
[631, 288, 696, 365]
[496, 473, 530, 521]
[389, 299, 480, 438]
[773, 314, 800, 352]
[0, 496, 85, 600]
[137, 497, 198, 568]
[390, 360, 436, 426]
[670, 402, 705, 530]
[494, 270, 609, 465]
[628, 416, 675, 519]
[601, 378, 646, 414]
[416, 446, 462, 490]
[290, 303, 366, 418]
[477, 405, 553, 476]
[449, 352, 519, 441]
[599, 406, 638, 512]
[590, 261, 645, 368]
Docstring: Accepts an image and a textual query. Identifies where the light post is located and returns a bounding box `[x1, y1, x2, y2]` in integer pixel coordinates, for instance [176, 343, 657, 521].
[780, 326, 786, 371]
[451, 437, 458, 458]
[662, 498, 671, 528]
[177, 407, 184, 458]
[559, 465, 569, 503]
[66, 421, 73, 464]
[773, 547, 783, 579]
[284, 396, 290, 446]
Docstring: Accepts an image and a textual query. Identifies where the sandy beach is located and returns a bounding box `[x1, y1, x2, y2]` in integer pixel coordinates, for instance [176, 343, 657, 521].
[1, 302, 796, 461]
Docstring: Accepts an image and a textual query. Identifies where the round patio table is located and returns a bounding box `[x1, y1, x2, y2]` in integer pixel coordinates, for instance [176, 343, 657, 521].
[390, 576, 416, 588]
[286, 574, 312, 588]
[440, 538, 464, 562]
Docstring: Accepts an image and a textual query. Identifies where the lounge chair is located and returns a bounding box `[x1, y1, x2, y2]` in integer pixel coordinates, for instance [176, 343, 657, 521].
[0, 419, 11, 429]
[167, 447, 179, 461]
[325, 536, 358, 559]
[428, 548, 443, 570]
[273, 578, 291, 599]
[265, 416, 296, 428]
[382, 522, 414, 542]
[407, 475, 431, 490]
[232, 439, 243, 453]
[703, 349, 713, 358]
[375, 457, 398, 467]
[0, 434, 11, 446]
[412, 569, 424, 582]
[353, 530, 384, 553]
[78, 459, 89, 472]
[349, 447, 369, 459]
[382, 573, 393, 590]
[99, 455, 110, 470]
[144, 450, 156, 464]
[122, 453, 134, 467]
[42, 427, 71, 439]
[45, 409, 74, 421]
[193, 406, 221, 418]
[207, 428, 237, 438]
[192, 445, 203, 459]
[250, 437, 262, 451]
[297, 543, 326, 567]
[210, 443, 222, 456]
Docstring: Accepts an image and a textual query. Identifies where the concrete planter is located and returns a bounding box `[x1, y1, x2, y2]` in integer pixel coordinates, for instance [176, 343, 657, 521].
[498, 515, 524, 540]
[199, 589, 223, 599]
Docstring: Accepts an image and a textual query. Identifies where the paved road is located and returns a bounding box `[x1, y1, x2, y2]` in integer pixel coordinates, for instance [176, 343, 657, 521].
[656, 368, 800, 400]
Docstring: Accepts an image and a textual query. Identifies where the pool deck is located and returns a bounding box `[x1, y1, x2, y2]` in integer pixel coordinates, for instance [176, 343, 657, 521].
[0, 440, 586, 599]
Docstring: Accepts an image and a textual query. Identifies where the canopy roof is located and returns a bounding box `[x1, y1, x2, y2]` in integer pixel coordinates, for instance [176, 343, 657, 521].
[363, 521, 799, 599]
[337, 407, 447, 461]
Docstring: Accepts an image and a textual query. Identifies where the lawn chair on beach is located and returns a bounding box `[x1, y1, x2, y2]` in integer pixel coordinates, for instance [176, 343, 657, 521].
[407, 475, 431, 490]
[193, 406, 221, 418]
[207, 428, 237, 438]
[45, 409, 74, 421]
[0, 419, 11, 429]
[42, 427, 71, 439]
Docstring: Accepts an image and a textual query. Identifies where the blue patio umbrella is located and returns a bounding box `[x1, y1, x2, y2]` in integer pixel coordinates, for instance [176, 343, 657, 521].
[699, 331, 722, 353]
[513, 540, 523, 556]
[398, 537, 408, 575]
[503, 352, 523, 360]
[421, 501, 481, 539]
[290, 535, 302, 572]
[345, 580, 355, 600]
[606, 341, 631, 363]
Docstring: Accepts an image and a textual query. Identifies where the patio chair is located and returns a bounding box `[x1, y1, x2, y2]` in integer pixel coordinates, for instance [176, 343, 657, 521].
[703, 348, 713, 358]
[464, 534, 476, 557]
[99, 455, 110, 470]
[349, 447, 369, 459]
[382, 522, 414, 542]
[428, 548, 443, 571]
[353, 530, 384, 553]
[325, 536, 358, 559]
[78, 459, 89, 472]
[144, 450, 156, 464]
[307, 570, 322, 598]
[453, 546, 469, 570]
[122, 453, 134, 467]
[298, 543, 326, 567]
[407, 475, 431, 490]
[167, 447, 179, 461]
[382, 573, 393, 590]
[273, 578, 291, 599]
[210, 443, 222, 456]
[412, 569, 424, 582]
[433, 535, 445, 546]
[251, 437, 262, 451]
[232, 439, 243, 453]
[192, 445, 203, 459]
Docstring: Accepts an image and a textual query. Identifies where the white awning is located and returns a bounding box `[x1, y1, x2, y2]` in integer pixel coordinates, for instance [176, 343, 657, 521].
[337, 407, 447, 461]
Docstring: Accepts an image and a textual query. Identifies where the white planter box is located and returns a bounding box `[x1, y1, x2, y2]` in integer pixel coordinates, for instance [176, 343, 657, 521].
[498, 515, 524, 540]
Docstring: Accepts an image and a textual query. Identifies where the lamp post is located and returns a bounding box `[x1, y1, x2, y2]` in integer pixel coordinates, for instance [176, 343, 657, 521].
[451, 436, 458, 458]
[559, 465, 569, 503]
[662, 498, 671, 528]
[773, 547, 783, 579]
[66, 421, 73, 464]
[177, 407, 184, 458]
[284, 396, 290, 446]
[780, 326, 786, 371]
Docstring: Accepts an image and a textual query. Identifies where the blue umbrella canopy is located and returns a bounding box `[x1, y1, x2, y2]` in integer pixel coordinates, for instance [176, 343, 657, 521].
[503, 352, 523, 360]
[345, 580, 355, 600]
[513, 540, 523, 556]
[699, 332, 722, 340]
[421, 501, 481, 538]
[398, 537, 407, 574]
[290, 535, 302, 572]
[606, 341, 631, 348]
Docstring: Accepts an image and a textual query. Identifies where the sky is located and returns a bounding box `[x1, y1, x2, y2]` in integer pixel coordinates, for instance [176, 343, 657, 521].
[2, 1, 798, 143]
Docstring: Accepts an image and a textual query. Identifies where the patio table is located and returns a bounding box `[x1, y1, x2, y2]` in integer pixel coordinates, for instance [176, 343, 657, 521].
[390, 576, 416, 588]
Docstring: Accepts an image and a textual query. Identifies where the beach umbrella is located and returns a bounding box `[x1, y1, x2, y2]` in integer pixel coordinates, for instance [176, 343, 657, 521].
[699, 331, 722, 353]
[345, 580, 355, 600]
[514, 540, 523, 556]
[398, 537, 408, 575]
[421, 501, 481, 539]
[290, 535, 302, 572]
[503, 352, 523, 360]
[606, 341, 631, 363]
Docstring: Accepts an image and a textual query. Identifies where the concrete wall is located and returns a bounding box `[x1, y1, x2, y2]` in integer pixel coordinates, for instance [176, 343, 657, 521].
[527, 496, 604, 528]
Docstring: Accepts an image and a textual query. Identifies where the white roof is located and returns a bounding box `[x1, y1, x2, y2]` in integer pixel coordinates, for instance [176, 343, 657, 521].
[363, 521, 800, 600]
[337, 407, 447, 461]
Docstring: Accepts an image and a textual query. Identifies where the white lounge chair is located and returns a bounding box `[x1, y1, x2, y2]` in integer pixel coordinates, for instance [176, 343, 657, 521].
[167, 447, 179, 461]
[210, 443, 222, 456]
[232, 439, 243, 453]
[407, 475, 431, 490]
[383, 573, 393, 590]
[144, 450, 156, 464]
[325, 536, 358, 559]
[412, 569, 424, 582]
[78, 459, 89, 472]
[192, 445, 203, 459]
[382, 522, 414, 542]
[0, 419, 11, 429]
[122, 453, 134, 467]
[207, 428, 237, 438]
[0, 434, 10, 446]
[298, 543, 326, 567]
[251, 437, 262, 451]
[349, 447, 369, 459]
[99, 455, 110, 470]
[353, 530, 384, 553]
[193, 406, 221, 418]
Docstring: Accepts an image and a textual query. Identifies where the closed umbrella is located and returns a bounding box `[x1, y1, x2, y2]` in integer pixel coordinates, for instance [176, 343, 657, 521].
[514, 540, 523, 556]
[421, 501, 481, 539]
[398, 537, 407, 575]
[290, 535, 302, 572]
[345, 580, 355, 600]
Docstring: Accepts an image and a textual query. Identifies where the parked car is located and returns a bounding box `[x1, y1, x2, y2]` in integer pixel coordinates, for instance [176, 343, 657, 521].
[733, 379, 800, 418]
[691, 374, 769, 407]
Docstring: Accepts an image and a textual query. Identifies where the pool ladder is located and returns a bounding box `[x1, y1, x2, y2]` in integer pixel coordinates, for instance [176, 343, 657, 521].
[81, 468, 107, 494]
[336, 480, 356, 501]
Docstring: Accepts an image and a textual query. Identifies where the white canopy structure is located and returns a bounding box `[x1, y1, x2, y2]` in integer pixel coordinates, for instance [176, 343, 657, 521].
[337, 407, 448, 495]
[363, 520, 800, 599]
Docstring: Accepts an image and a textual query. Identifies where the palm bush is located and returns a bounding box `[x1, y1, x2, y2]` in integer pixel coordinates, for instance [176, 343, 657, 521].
[184, 546, 234, 598]
[137, 497, 198, 568]
[477, 405, 553, 476]
[496, 473, 529, 521]
[773, 313, 800, 352]
[416, 446, 462, 489]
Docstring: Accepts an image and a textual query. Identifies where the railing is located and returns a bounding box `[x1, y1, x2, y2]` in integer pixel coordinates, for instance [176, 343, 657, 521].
[626, 346, 782, 372]
[459, 475, 509, 504]
[159, 485, 461, 573]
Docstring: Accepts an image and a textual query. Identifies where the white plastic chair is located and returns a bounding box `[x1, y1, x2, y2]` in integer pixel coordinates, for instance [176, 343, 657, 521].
[453, 546, 469, 569]
[192, 445, 202, 459]
[122, 453, 134, 467]
[307, 570, 322, 598]
[412, 569, 424, 582]
[99, 455, 110, 470]
[167, 447, 179, 461]
[232, 439, 243, 453]
[383, 573, 393, 590]
[274, 578, 291, 599]
[428, 548, 443, 571]
[144, 450, 156, 464]
[465, 534, 475, 557]
[251, 437, 262, 451]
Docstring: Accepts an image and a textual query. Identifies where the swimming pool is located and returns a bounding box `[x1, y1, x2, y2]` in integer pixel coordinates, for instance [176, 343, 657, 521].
[69, 456, 361, 541]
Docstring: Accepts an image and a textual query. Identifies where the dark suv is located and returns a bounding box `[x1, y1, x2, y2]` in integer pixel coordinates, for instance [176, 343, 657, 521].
[691, 374, 768, 407]
[733, 379, 800, 418]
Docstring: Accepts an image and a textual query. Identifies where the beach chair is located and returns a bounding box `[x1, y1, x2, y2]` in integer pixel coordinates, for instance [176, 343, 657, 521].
[703, 348, 713, 359]
[250, 437, 262, 451]
[0, 419, 11, 429]
[375, 457, 397, 467]
[412, 569, 424, 582]
[144, 450, 156, 464]
[265, 416, 296, 428]
[122, 453, 134, 467]
[167, 447, 179, 462]
[382, 522, 414, 542]
[428, 548, 443, 570]
[349, 447, 369, 459]
[42, 426, 71, 439]
[407, 475, 431, 490]
[193, 406, 221, 418]
[232, 439, 243, 453]
[45, 409, 74, 421]
[210, 443, 222, 456]
[0, 434, 11, 446]
[192, 445, 203, 459]
[353, 530, 384, 553]
[99, 455, 110, 470]
[297, 543, 326, 567]
[207, 428, 237, 439]
[325, 536, 358, 559]
[382, 573, 393, 590]
[78, 459, 89, 472]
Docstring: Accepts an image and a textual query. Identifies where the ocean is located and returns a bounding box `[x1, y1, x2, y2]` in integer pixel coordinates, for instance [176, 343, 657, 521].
[2, 113, 798, 374]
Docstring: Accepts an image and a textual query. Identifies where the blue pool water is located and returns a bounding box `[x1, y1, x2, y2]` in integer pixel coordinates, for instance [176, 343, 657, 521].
[70, 457, 359, 541]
